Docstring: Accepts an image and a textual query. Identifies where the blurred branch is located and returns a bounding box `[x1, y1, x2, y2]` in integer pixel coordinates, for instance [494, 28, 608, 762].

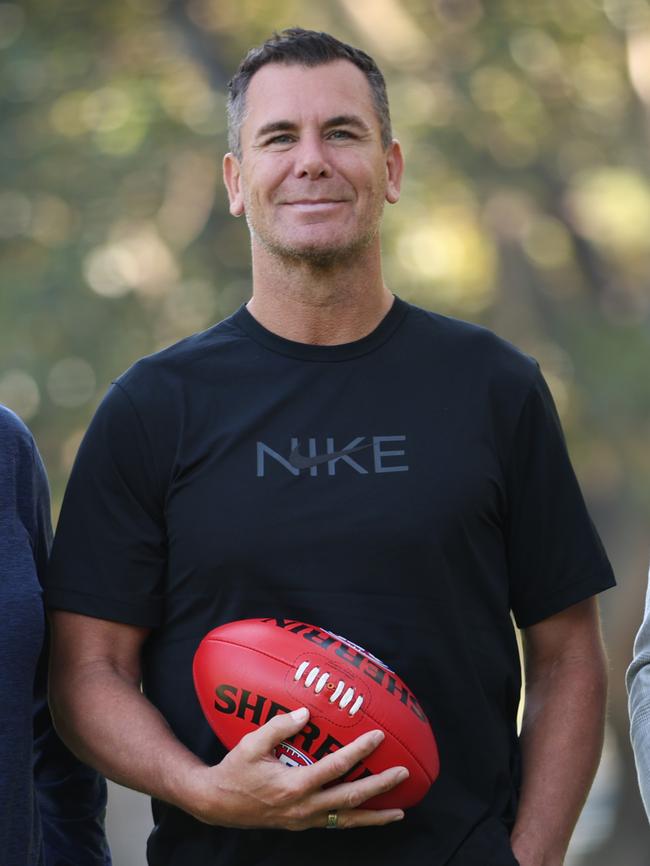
[165, 0, 230, 90]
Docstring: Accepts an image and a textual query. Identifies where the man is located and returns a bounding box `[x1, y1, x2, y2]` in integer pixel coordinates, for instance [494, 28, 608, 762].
[0, 404, 111, 865]
[45, 28, 615, 866]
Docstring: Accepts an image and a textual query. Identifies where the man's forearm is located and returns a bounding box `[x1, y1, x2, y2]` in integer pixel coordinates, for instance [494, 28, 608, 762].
[49, 659, 207, 816]
[510, 650, 607, 866]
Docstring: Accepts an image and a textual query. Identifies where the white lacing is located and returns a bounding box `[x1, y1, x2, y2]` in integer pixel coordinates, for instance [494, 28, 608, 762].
[294, 661, 364, 716]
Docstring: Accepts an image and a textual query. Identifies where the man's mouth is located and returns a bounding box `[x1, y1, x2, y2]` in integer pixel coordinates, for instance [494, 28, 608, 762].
[281, 199, 349, 211]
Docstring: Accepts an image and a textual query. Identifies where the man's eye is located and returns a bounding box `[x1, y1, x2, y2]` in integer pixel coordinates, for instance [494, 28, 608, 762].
[267, 134, 294, 145]
[328, 129, 354, 140]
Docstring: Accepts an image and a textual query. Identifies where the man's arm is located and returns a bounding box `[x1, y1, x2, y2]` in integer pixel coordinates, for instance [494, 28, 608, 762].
[48, 611, 408, 831]
[510, 597, 608, 866]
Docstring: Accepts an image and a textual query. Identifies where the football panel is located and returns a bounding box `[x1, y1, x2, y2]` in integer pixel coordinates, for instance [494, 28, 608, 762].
[193, 639, 296, 747]
[362, 735, 432, 810]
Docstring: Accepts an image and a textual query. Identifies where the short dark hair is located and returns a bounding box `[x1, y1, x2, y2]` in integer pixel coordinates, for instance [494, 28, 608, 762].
[227, 28, 393, 158]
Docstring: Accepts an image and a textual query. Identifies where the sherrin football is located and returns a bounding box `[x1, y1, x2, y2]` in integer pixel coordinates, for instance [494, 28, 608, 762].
[192, 617, 439, 809]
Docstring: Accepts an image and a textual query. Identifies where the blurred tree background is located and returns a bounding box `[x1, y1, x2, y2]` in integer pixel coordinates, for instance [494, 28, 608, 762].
[1, 0, 649, 862]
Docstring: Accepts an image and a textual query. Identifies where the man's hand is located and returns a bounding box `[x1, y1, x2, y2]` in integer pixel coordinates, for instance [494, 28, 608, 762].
[188, 707, 407, 830]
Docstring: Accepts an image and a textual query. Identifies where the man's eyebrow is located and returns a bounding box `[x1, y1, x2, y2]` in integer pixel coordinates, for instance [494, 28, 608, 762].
[322, 114, 371, 132]
[255, 120, 297, 139]
[254, 115, 372, 140]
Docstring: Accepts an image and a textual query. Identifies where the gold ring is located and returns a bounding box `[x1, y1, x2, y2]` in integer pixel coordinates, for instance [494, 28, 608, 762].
[326, 810, 338, 829]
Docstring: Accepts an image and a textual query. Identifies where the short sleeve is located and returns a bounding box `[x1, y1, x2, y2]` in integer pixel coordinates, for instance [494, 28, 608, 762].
[505, 367, 615, 628]
[45, 382, 167, 627]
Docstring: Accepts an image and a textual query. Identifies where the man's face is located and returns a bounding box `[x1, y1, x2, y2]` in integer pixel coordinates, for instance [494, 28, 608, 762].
[223, 60, 403, 267]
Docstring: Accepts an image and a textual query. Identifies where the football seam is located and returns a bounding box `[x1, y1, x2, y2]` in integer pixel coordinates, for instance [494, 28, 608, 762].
[202, 635, 436, 784]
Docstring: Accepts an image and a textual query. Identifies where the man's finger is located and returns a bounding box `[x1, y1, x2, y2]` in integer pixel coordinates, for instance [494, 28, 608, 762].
[299, 728, 387, 788]
[308, 765, 409, 813]
[312, 808, 405, 830]
[239, 707, 310, 756]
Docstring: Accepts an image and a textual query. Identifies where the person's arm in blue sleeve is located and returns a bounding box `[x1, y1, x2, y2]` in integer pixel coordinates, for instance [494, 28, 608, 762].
[34, 635, 112, 865]
[627, 566, 650, 821]
[30, 439, 112, 865]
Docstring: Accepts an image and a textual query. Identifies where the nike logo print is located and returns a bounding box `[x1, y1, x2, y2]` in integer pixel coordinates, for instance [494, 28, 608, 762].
[288, 442, 373, 469]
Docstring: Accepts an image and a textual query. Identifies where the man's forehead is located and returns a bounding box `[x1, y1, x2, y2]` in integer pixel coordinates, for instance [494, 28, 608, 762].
[242, 60, 378, 131]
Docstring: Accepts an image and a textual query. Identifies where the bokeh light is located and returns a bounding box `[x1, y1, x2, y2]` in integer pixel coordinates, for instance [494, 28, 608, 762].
[46, 357, 96, 408]
[0, 370, 40, 420]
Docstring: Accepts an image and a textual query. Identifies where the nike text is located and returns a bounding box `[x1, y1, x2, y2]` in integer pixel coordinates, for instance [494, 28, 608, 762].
[256, 435, 409, 477]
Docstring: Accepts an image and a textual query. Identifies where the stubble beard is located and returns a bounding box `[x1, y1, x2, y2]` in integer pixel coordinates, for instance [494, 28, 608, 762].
[245, 197, 385, 272]
[252, 225, 379, 271]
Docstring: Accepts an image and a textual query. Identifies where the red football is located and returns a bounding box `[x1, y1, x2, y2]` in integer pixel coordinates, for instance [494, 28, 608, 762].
[192, 617, 439, 809]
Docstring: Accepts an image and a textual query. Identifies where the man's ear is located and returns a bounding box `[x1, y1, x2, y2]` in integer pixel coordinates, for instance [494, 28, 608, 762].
[223, 152, 245, 216]
[385, 139, 404, 205]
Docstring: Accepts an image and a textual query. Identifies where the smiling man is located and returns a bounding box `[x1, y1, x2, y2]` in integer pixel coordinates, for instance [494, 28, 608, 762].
[45, 28, 615, 866]
[223, 59, 401, 272]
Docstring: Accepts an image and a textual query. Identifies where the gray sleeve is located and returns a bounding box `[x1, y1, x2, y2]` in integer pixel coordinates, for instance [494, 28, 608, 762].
[627, 564, 650, 821]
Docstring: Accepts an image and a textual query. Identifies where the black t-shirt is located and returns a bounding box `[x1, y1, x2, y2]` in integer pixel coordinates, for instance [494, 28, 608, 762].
[45, 297, 615, 866]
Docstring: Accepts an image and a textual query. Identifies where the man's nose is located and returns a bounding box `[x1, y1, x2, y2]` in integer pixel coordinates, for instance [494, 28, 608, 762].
[293, 135, 333, 179]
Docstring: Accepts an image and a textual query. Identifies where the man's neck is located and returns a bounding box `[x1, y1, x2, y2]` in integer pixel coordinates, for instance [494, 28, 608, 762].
[246, 243, 394, 345]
